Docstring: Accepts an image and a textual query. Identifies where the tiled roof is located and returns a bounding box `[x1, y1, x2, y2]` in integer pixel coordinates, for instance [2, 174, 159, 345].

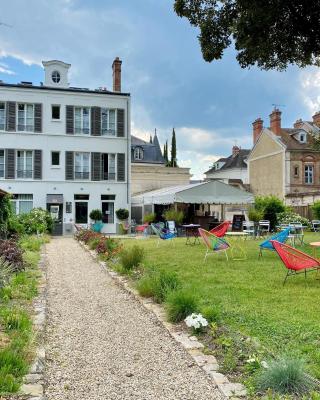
[205, 149, 250, 175]
[131, 135, 165, 164]
[276, 128, 315, 151]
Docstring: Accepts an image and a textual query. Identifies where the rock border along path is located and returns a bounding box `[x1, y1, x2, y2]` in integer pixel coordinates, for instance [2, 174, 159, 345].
[42, 237, 227, 400]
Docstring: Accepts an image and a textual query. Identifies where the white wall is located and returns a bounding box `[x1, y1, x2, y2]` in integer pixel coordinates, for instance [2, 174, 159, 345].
[205, 167, 248, 184]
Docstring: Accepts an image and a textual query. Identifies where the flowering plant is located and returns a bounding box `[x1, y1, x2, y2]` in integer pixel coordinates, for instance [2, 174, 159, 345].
[184, 313, 208, 332]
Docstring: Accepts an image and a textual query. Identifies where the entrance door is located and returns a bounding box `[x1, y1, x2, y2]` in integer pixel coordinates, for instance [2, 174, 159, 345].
[75, 202, 88, 224]
[47, 203, 63, 236]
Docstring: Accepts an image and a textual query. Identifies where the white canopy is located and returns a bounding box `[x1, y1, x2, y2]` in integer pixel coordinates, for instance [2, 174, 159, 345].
[132, 181, 254, 205]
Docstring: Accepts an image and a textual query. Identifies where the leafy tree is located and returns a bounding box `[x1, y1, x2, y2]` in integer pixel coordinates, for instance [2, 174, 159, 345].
[254, 196, 286, 230]
[174, 0, 320, 70]
[170, 128, 178, 167]
[0, 195, 13, 239]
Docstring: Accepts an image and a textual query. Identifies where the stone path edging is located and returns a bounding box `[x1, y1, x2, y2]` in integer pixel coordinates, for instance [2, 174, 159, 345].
[79, 241, 247, 399]
[20, 247, 47, 400]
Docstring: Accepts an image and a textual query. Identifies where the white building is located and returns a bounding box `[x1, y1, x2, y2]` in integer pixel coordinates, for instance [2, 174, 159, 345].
[0, 57, 131, 235]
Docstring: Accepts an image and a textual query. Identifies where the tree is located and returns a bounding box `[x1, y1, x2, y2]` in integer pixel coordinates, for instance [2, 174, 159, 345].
[174, 0, 320, 70]
[165, 140, 169, 165]
[170, 128, 178, 167]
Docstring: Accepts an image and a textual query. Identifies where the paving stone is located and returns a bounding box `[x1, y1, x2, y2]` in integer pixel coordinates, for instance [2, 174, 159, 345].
[210, 372, 229, 384]
[30, 358, 45, 374]
[218, 383, 247, 398]
[20, 383, 44, 396]
[23, 373, 43, 384]
[203, 363, 219, 373]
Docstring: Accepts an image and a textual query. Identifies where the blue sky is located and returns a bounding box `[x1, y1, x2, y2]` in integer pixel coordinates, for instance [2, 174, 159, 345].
[1, 0, 320, 178]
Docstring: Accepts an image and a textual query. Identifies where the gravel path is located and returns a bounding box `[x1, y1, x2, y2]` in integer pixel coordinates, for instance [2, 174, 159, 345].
[44, 237, 223, 400]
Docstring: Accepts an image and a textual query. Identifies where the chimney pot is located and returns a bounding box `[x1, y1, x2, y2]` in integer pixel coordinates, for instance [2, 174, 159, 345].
[269, 108, 282, 135]
[112, 57, 122, 92]
[232, 145, 240, 157]
[293, 118, 303, 129]
[312, 111, 320, 127]
[252, 117, 263, 144]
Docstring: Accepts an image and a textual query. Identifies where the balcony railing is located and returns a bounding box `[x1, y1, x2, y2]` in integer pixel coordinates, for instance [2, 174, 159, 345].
[74, 128, 90, 135]
[17, 124, 34, 132]
[17, 169, 33, 179]
[103, 172, 116, 181]
[74, 171, 90, 180]
[101, 129, 116, 136]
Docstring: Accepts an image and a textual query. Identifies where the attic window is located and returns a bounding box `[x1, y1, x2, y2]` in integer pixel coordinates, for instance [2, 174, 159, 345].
[299, 132, 306, 143]
[134, 147, 143, 160]
[52, 70, 61, 83]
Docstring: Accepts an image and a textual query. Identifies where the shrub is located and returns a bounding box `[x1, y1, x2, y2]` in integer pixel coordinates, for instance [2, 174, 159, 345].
[0, 195, 13, 239]
[89, 209, 103, 221]
[119, 245, 144, 272]
[277, 211, 311, 228]
[0, 240, 24, 273]
[163, 208, 184, 224]
[201, 304, 221, 323]
[137, 269, 180, 303]
[75, 229, 100, 244]
[312, 201, 320, 220]
[248, 207, 264, 223]
[115, 208, 129, 220]
[0, 258, 12, 289]
[254, 196, 286, 230]
[96, 237, 122, 259]
[17, 208, 53, 235]
[88, 237, 101, 250]
[257, 356, 316, 395]
[143, 213, 156, 224]
[165, 289, 199, 322]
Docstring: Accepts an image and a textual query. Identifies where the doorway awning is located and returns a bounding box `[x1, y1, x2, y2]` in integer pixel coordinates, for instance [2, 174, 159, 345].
[132, 181, 254, 205]
[46, 194, 64, 204]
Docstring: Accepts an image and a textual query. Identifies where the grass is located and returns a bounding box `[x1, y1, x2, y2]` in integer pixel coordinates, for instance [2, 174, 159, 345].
[0, 234, 48, 395]
[121, 233, 320, 382]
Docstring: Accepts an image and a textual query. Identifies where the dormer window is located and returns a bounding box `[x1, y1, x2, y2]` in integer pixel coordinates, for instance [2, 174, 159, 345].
[134, 147, 143, 160]
[299, 132, 306, 143]
[52, 70, 61, 83]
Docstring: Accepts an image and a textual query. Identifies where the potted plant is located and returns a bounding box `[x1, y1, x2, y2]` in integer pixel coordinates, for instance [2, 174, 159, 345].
[143, 212, 156, 224]
[115, 208, 129, 234]
[89, 209, 103, 233]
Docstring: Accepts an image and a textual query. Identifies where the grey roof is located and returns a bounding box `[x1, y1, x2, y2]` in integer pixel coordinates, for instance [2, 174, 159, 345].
[131, 134, 165, 164]
[0, 82, 130, 96]
[205, 149, 250, 174]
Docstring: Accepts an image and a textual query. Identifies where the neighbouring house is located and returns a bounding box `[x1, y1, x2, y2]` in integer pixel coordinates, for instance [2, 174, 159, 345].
[204, 145, 250, 189]
[131, 132, 191, 195]
[0, 57, 131, 235]
[248, 108, 320, 212]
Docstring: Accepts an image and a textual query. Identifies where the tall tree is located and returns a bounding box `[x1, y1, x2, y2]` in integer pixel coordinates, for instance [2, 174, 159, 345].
[174, 0, 320, 70]
[170, 128, 178, 167]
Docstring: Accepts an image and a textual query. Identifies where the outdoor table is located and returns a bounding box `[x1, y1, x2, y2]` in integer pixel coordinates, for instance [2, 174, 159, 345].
[310, 242, 320, 258]
[225, 231, 248, 260]
[182, 224, 201, 245]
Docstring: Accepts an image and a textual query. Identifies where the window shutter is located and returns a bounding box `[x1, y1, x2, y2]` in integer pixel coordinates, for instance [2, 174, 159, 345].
[117, 109, 125, 137]
[34, 103, 42, 133]
[91, 152, 102, 181]
[33, 150, 42, 179]
[66, 106, 74, 134]
[6, 102, 16, 131]
[65, 151, 74, 180]
[91, 107, 101, 136]
[117, 153, 125, 182]
[5, 149, 15, 179]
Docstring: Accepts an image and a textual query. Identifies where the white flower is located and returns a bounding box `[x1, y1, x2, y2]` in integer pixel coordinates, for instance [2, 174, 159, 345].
[184, 313, 208, 330]
[261, 361, 269, 369]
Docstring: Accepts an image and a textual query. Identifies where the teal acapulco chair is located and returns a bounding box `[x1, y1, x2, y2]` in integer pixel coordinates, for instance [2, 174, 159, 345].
[198, 228, 230, 261]
[151, 223, 176, 247]
[259, 227, 291, 257]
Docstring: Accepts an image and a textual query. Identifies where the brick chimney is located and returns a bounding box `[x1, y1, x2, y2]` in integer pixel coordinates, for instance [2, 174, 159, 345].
[232, 145, 240, 157]
[269, 108, 282, 135]
[112, 57, 122, 92]
[252, 118, 263, 144]
[312, 111, 320, 127]
[293, 118, 303, 129]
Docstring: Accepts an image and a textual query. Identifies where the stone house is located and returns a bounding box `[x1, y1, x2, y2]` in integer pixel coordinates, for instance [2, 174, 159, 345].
[248, 108, 320, 211]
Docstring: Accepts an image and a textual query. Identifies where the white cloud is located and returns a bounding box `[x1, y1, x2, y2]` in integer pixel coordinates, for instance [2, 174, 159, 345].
[0, 63, 15, 75]
[299, 69, 320, 114]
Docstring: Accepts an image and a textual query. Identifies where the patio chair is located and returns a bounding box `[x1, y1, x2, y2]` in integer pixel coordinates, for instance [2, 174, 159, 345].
[312, 220, 320, 232]
[259, 227, 291, 257]
[135, 223, 149, 236]
[258, 220, 270, 236]
[167, 220, 177, 234]
[270, 240, 320, 285]
[151, 223, 176, 247]
[209, 221, 230, 238]
[243, 221, 255, 238]
[198, 228, 230, 261]
[288, 223, 304, 246]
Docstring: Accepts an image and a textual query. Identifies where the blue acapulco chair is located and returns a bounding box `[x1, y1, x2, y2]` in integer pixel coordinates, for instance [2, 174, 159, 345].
[258, 227, 291, 258]
[151, 223, 176, 247]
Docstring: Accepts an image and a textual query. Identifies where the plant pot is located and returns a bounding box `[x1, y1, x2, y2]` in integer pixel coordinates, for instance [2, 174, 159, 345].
[92, 221, 103, 233]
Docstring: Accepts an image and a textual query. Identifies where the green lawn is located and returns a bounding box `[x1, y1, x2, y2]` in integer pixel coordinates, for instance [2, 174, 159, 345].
[122, 233, 320, 379]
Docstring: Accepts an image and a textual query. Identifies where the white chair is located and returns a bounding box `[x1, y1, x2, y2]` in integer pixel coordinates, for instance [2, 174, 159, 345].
[288, 223, 304, 246]
[242, 221, 255, 238]
[312, 220, 320, 232]
[167, 220, 177, 234]
[258, 220, 270, 236]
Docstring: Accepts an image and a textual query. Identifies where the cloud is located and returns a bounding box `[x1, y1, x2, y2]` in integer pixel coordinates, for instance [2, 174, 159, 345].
[299, 69, 320, 115]
[0, 62, 15, 75]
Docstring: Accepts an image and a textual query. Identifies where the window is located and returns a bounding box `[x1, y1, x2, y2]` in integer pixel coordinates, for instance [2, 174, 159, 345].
[52, 105, 60, 120]
[74, 194, 89, 200]
[134, 147, 143, 160]
[102, 153, 116, 180]
[17, 103, 34, 132]
[75, 152, 90, 179]
[52, 70, 61, 83]
[0, 150, 4, 178]
[11, 194, 33, 214]
[17, 150, 33, 178]
[304, 164, 314, 184]
[51, 151, 60, 166]
[0, 103, 5, 130]
[294, 166, 299, 177]
[299, 133, 306, 143]
[75, 107, 90, 134]
[101, 108, 116, 136]
[102, 201, 114, 224]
